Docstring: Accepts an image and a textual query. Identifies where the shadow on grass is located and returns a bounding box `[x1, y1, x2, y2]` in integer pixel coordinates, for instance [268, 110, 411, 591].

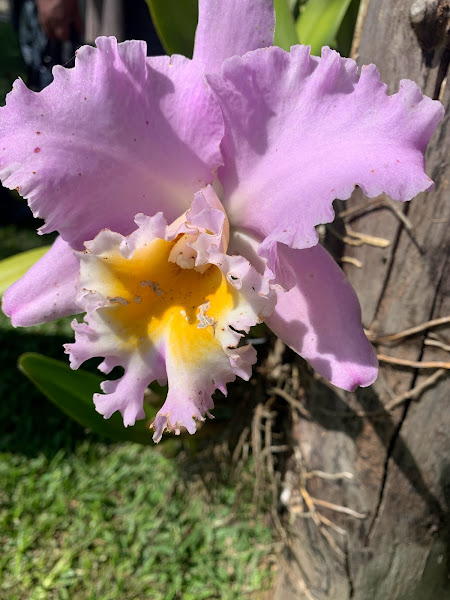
[0, 324, 111, 457]
[0, 320, 270, 471]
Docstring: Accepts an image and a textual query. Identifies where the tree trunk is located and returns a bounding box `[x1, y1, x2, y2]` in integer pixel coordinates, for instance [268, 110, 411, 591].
[274, 1, 449, 598]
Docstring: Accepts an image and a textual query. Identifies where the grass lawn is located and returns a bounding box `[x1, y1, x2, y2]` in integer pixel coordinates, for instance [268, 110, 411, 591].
[0, 20, 277, 600]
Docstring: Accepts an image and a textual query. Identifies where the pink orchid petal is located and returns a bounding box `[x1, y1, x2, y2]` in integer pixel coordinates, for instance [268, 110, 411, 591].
[68, 317, 165, 427]
[0, 37, 224, 250]
[265, 244, 378, 391]
[152, 342, 257, 443]
[95, 366, 148, 427]
[193, 0, 275, 72]
[94, 354, 163, 427]
[2, 236, 80, 327]
[208, 46, 444, 271]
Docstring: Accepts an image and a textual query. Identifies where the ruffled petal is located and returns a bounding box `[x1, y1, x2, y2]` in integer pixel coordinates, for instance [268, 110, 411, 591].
[65, 192, 275, 440]
[265, 244, 378, 391]
[152, 333, 257, 442]
[0, 37, 224, 250]
[193, 0, 275, 72]
[208, 45, 444, 276]
[2, 236, 80, 327]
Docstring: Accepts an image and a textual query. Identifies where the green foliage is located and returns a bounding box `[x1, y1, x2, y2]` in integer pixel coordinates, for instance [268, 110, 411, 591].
[336, 0, 360, 56]
[146, 0, 198, 57]
[296, 0, 353, 55]
[274, 0, 299, 50]
[0, 22, 25, 104]
[146, 0, 362, 60]
[19, 353, 158, 445]
[0, 246, 51, 295]
[0, 223, 54, 261]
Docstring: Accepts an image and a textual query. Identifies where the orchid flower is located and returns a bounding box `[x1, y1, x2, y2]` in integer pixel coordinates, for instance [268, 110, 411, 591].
[0, 0, 443, 442]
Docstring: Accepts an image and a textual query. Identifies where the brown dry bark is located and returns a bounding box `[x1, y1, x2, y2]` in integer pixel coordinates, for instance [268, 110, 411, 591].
[274, 1, 449, 598]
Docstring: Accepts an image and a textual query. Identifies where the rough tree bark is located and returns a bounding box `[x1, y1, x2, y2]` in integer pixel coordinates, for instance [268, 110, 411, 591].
[274, 1, 449, 598]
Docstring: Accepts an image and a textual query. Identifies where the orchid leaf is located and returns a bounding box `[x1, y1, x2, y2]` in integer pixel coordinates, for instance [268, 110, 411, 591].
[146, 0, 198, 57]
[274, 0, 299, 51]
[0, 245, 50, 295]
[336, 0, 360, 56]
[296, 0, 353, 55]
[19, 353, 158, 445]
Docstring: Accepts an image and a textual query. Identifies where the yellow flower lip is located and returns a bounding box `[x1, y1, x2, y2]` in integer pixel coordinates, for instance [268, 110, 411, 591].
[68, 195, 275, 439]
[66, 184, 276, 439]
[97, 238, 238, 361]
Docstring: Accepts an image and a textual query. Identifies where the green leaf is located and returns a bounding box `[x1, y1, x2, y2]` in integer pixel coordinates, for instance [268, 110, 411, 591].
[336, 0, 360, 56]
[274, 0, 299, 51]
[19, 353, 158, 445]
[296, 0, 353, 56]
[0, 245, 51, 295]
[146, 0, 198, 57]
